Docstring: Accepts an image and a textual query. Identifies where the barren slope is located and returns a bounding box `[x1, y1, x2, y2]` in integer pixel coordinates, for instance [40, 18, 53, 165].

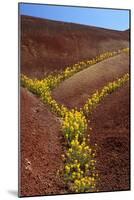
[20, 87, 66, 197]
[89, 83, 130, 191]
[21, 15, 129, 78]
[52, 52, 129, 109]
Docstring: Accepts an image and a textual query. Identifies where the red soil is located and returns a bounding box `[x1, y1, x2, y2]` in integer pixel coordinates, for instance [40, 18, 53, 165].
[51, 50, 130, 192]
[20, 15, 130, 196]
[52, 52, 129, 109]
[20, 87, 66, 197]
[89, 83, 130, 191]
[21, 15, 129, 78]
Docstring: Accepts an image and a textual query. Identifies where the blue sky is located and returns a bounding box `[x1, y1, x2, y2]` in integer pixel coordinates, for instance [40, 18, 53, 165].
[19, 3, 129, 31]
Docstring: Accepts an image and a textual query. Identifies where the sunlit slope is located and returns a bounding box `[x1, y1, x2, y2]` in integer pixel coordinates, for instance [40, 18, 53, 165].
[52, 52, 129, 109]
[21, 15, 129, 78]
[89, 83, 130, 191]
[20, 87, 65, 196]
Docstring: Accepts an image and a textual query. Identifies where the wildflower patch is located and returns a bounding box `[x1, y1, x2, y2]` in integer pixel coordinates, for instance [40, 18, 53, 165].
[21, 48, 129, 193]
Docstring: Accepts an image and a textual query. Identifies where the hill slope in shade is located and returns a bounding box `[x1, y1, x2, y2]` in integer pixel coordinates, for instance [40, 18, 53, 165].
[52, 52, 129, 109]
[20, 87, 65, 196]
[21, 15, 129, 78]
[89, 83, 130, 191]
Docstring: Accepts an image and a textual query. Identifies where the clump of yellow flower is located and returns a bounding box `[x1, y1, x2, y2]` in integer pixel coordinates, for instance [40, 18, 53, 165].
[83, 73, 129, 116]
[71, 176, 96, 192]
[64, 137, 97, 192]
[21, 48, 129, 194]
[62, 109, 87, 143]
[59, 47, 129, 81]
